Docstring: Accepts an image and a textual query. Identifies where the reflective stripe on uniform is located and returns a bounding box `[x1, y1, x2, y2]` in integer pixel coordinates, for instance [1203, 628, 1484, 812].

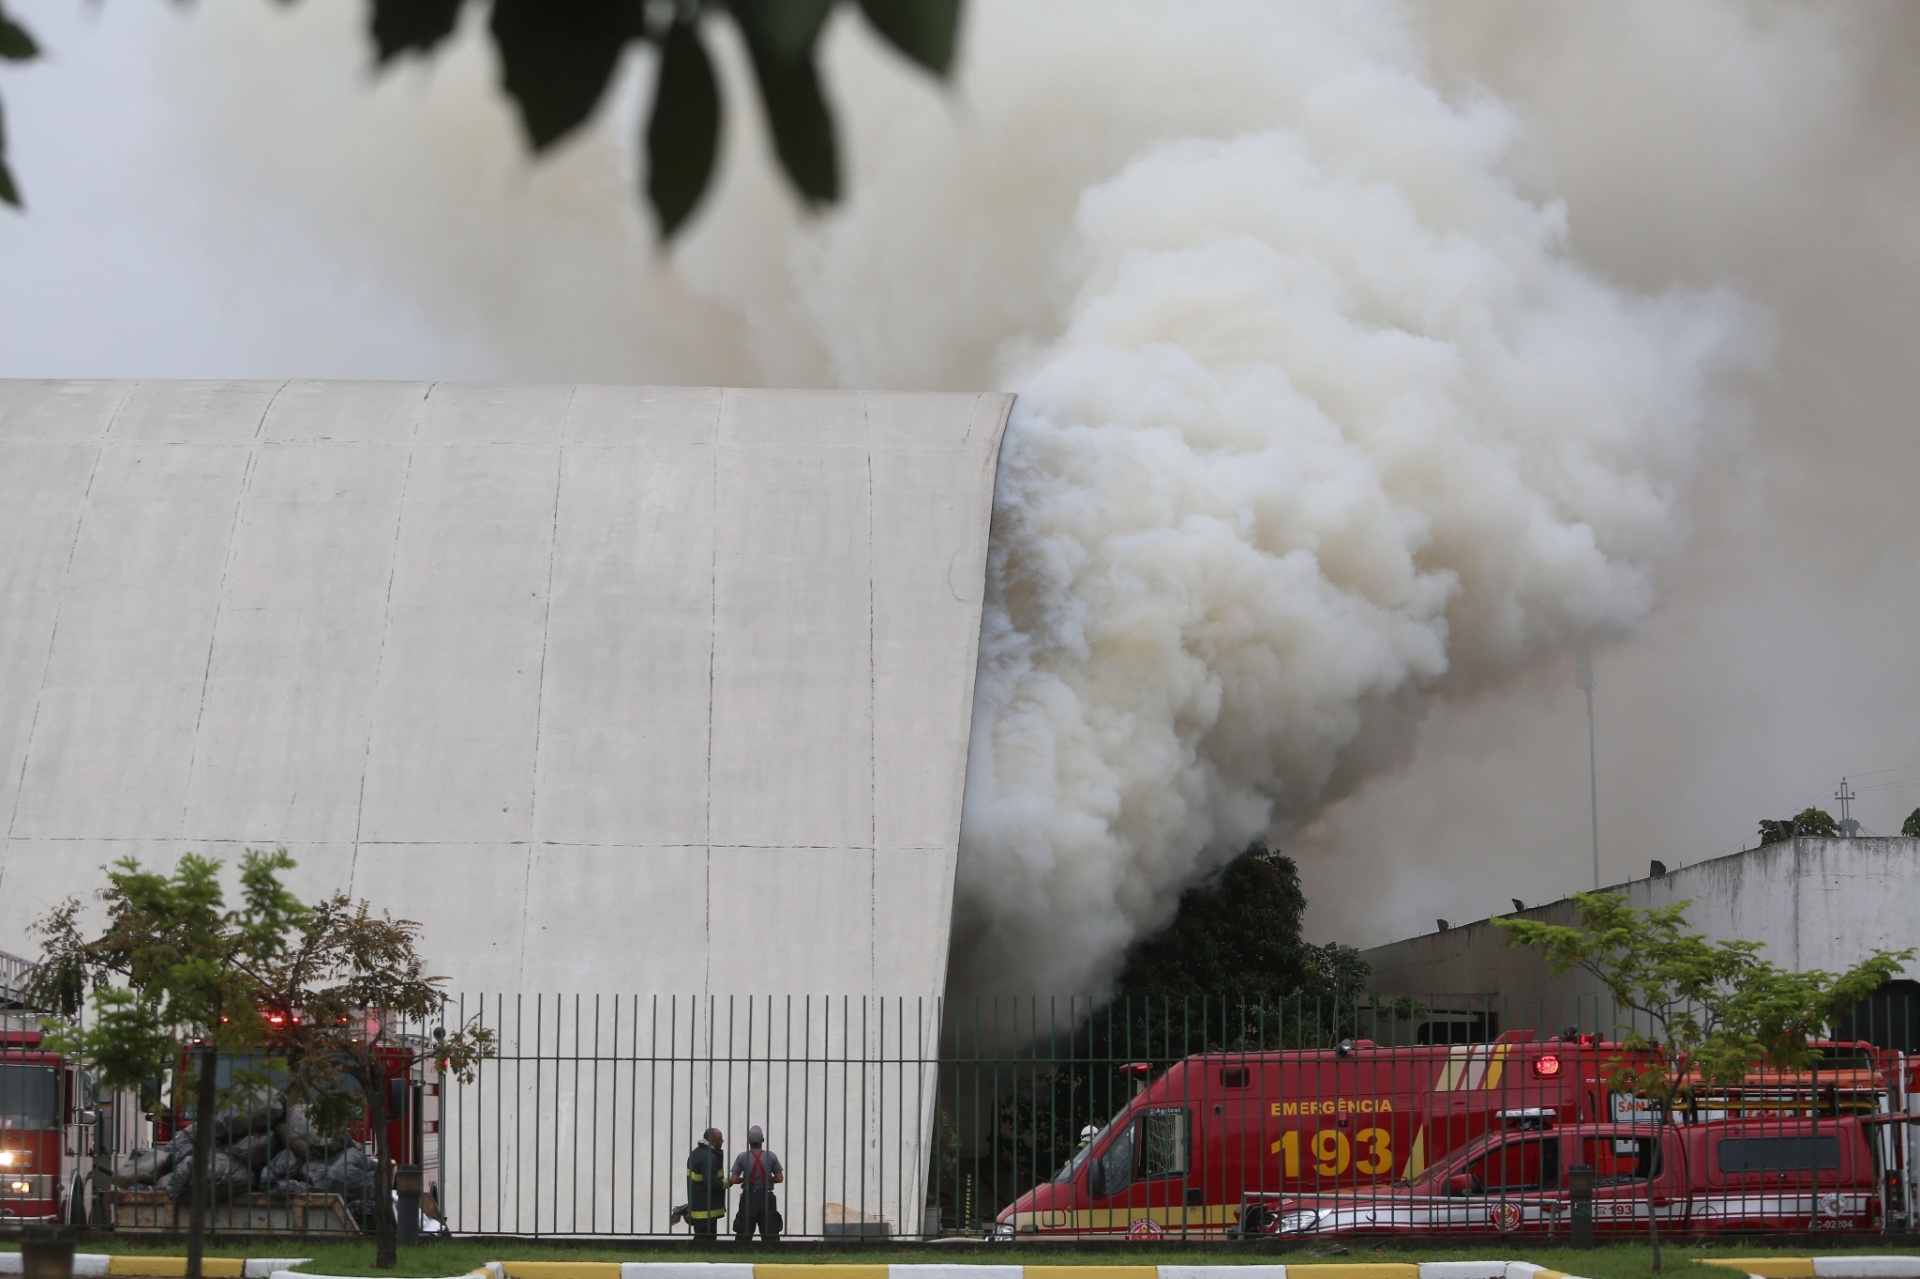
[690, 1208, 726, 1219]
[688, 1172, 704, 1181]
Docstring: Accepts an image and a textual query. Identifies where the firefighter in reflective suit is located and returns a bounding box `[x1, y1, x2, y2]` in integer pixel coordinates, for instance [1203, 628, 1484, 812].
[683, 1128, 728, 1240]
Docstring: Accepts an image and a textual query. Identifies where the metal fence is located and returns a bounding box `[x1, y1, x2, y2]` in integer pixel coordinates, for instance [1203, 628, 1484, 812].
[428, 990, 1920, 1240]
[10, 988, 1919, 1241]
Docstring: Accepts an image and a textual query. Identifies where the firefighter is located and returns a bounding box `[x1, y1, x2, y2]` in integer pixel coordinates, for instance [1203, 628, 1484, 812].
[729, 1124, 784, 1243]
[679, 1128, 728, 1240]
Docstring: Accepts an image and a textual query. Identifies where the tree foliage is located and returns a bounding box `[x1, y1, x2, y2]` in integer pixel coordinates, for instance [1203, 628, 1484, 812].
[1902, 807, 1920, 838]
[1114, 842, 1369, 1013]
[23, 850, 307, 1278]
[1494, 891, 1909, 1269]
[22, 850, 308, 1080]
[252, 891, 494, 1269]
[0, 0, 961, 232]
[23, 850, 493, 1273]
[1758, 805, 1839, 845]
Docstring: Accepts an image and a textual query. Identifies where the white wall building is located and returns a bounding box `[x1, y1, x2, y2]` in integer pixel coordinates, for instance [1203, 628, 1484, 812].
[0, 380, 1013, 1234]
[1361, 836, 1920, 1048]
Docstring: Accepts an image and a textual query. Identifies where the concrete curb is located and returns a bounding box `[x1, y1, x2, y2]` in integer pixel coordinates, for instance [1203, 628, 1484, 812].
[1701, 1262, 1920, 1279]
[0, 1259, 307, 1278]
[3, 1262, 1596, 1279]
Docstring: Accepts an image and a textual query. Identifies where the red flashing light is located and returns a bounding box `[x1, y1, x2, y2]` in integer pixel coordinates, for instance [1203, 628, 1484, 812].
[1532, 1053, 1562, 1078]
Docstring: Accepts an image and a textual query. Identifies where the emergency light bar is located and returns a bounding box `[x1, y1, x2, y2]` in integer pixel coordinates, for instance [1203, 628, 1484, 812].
[1496, 1108, 1557, 1128]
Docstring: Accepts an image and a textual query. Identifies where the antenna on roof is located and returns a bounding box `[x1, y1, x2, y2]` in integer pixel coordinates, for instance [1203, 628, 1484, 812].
[1576, 645, 1599, 891]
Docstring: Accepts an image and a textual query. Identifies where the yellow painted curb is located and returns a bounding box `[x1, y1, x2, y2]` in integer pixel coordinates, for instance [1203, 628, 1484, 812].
[1289, 1267, 1420, 1279]
[1531, 1271, 1569, 1279]
[105, 1260, 244, 1279]
[756, 1267, 889, 1279]
[1699, 1263, 1816, 1279]
[499, 1265, 624, 1279]
[499, 1265, 623, 1279]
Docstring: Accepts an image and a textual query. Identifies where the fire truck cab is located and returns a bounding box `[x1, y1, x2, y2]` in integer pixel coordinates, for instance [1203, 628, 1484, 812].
[0, 1027, 103, 1224]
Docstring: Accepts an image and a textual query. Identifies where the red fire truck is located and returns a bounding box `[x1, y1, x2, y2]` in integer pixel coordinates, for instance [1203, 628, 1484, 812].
[0, 1028, 102, 1224]
[1245, 1114, 1899, 1239]
[992, 1032, 1907, 1237]
[153, 1032, 443, 1172]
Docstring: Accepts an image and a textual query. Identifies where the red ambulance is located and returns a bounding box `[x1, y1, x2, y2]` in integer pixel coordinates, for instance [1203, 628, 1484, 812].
[1244, 1114, 1895, 1239]
[992, 1032, 1901, 1237]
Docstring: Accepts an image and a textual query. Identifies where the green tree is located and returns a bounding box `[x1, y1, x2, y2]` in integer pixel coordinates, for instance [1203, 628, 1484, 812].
[0, 0, 961, 234]
[1115, 842, 1363, 1004]
[1902, 807, 1920, 838]
[22, 850, 307, 1279]
[1758, 806, 1839, 845]
[967, 845, 1375, 1212]
[1494, 892, 1909, 1271]
[253, 892, 494, 1270]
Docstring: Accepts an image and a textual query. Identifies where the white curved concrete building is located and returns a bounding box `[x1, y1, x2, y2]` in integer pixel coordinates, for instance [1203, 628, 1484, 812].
[0, 380, 1011, 1003]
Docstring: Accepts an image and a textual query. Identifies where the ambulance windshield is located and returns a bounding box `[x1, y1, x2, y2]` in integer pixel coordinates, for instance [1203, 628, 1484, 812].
[1052, 1101, 1136, 1185]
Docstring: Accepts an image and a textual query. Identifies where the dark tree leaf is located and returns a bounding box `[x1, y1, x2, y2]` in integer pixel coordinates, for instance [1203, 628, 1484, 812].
[738, 27, 838, 205]
[728, 0, 835, 65]
[490, 0, 642, 152]
[0, 2, 38, 63]
[369, 0, 465, 65]
[0, 99, 17, 209]
[645, 20, 721, 239]
[855, 0, 958, 75]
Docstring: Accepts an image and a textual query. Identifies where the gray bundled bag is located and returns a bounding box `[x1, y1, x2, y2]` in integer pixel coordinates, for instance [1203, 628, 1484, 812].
[165, 1150, 253, 1204]
[212, 1097, 285, 1142]
[226, 1129, 279, 1173]
[261, 1149, 332, 1193]
[274, 1106, 350, 1159]
[112, 1148, 166, 1188]
[320, 1146, 375, 1201]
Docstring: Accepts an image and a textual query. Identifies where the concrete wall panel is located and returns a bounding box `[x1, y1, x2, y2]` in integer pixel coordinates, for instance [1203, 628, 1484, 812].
[358, 444, 556, 845]
[534, 444, 713, 848]
[0, 380, 1011, 1005]
[0, 443, 98, 839]
[12, 444, 249, 839]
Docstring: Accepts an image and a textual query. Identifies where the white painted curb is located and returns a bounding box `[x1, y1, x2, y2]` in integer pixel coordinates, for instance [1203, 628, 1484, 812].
[1421, 1265, 1508, 1279]
[1814, 1263, 1920, 1279]
[621, 1266, 756, 1279]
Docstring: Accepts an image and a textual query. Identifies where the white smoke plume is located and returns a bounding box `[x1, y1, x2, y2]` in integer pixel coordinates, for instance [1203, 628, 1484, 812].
[3, 0, 1813, 995]
[941, 38, 1754, 995]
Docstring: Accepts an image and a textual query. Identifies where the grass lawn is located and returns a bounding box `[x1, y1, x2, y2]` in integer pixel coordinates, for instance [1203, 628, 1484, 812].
[8, 1237, 1920, 1279]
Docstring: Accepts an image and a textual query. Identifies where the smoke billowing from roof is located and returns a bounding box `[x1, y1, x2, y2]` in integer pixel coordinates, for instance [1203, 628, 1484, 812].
[7, 2, 1915, 992]
[943, 12, 1755, 995]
